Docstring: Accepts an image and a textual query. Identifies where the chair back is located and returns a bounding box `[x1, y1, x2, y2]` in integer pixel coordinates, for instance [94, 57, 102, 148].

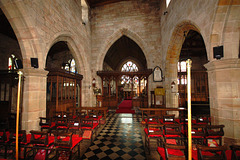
[30, 130, 48, 146]
[9, 130, 27, 144]
[54, 132, 72, 148]
[206, 125, 224, 137]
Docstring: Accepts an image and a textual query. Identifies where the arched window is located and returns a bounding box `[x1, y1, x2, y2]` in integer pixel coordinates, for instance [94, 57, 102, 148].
[121, 61, 138, 72]
[120, 61, 138, 85]
[8, 54, 18, 70]
[62, 59, 77, 73]
[178, 61, 187, 85]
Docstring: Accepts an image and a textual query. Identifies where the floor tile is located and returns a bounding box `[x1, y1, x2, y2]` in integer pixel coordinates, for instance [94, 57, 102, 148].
[81, 113, 146, 160]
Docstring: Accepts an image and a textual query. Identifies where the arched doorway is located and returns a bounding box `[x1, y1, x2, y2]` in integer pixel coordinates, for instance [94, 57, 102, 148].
[0, 8, 23, 130]
[178, 30, 209, 116]
[97, 36, 152, 109]
[45, 41, 83, 118]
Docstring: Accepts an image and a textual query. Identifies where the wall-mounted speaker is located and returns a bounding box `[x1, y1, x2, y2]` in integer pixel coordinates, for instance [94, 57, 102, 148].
[213, 45, 223, 60]
[31, 58, 38, 68]
[14, 59, 23, 69]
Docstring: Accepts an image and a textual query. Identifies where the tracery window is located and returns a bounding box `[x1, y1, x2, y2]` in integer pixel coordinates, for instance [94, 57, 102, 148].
[120, 61, 138, 85]
[121, 61, 138, 72]
[62, 59, 77, 73]
[178, 61, 187, 85]
[8, 54, 18, 70]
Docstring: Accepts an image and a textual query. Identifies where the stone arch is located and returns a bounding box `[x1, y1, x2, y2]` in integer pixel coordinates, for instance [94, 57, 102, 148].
[45, 32, 90, 79]
[97, 28, 150, 71]
[0, 1, 45, 68]
[210, 1, 240, 59]
[165, 20, 207, 108]
[45, 32, 92, 106]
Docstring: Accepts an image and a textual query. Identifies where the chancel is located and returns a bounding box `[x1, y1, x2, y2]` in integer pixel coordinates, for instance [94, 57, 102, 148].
[0, 0, 239, 159]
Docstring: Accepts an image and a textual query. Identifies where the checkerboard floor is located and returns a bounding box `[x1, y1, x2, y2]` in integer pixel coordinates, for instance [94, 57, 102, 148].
[81, 113, 146, 160]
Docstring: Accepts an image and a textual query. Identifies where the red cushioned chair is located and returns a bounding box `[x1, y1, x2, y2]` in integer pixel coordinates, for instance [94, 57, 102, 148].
[77, 111, 87, 120]
[0, 129, 9, 159]
[145, 114, 161, 125]
[27, 130, 55, 160]
[6, 130, 28, 159]
[196, 115, 211, 125]
[205, 125, 224, 146]
[68, 118, 81, 135]
[191, 125, 207, 145]
[80, 118, 98, 142]
[55, 118, 69, 133]
[54, 132, 82, 160]
[144, 124, 164, 154]
[197, 145, 227, 160]
[157, 136, 186, 160]
[39, 117, 52, 132]
[164, 124, 182, 138]
[230, 145, 240, 160]
[162, 114, 176, 124]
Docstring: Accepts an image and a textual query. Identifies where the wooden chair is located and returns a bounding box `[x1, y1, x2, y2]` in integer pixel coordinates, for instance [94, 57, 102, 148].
[145, 114, 161, 125]
[0, 129, 8, 158]
[80, 118, 98, 142]
[55, 118, 69, 133]
[230, 145, 240, 160]
[6, 130, 27, 159]
[191, 125, 207, 145]
[144, 123, 164, 154]
[205, 125, 224, 146]
[164, 124, 182, 138]
[157, 136, 186, 160]
[39, 117, 52, 132]
[54, 132, 82, 160]
[27, 130, 55, 160]
[197, 145, 227, 160]
[196, 115, 211, 125]
[162, 114, 176, 124]
[68, 118, 81, 135]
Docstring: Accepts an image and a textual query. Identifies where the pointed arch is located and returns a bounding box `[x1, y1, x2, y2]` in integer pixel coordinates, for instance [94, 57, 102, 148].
[45, 32, 90, 81]
[165, 20, 206, 80]
[0, 1, 45, 68]
[97, 28, 150, 71]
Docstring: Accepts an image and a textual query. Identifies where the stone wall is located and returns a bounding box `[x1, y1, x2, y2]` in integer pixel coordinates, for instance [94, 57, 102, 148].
[90, 0, 162, 92]
[0, 0, 92, 132]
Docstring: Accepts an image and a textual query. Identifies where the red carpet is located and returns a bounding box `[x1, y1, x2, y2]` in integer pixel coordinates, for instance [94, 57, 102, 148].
[116, 100, 135, 114]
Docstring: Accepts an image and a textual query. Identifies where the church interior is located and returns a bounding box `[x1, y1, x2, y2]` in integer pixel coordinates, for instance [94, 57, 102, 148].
[0, 0, 239, 159]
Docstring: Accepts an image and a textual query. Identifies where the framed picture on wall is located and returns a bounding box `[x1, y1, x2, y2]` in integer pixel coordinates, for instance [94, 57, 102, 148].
[153, 66, 163, 82]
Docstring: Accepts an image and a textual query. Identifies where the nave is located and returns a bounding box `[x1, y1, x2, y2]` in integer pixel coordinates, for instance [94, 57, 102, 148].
[81, 113, 146, 160]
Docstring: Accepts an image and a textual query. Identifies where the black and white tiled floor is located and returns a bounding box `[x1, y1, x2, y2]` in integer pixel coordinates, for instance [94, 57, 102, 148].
[81, 113, 146, 160]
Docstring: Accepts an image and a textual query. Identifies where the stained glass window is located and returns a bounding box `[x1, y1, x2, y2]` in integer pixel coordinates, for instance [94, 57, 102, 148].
[178, 61, 187, 85]
[63, 59, 76, 73]
[8, 54, 17, 70]
[121, 61, 138, 85]
[121, 61, 138, 72]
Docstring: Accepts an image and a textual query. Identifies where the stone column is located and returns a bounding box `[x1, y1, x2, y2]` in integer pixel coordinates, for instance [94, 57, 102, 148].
[21, 68, 48, 132]
[205, 59, 240, 144]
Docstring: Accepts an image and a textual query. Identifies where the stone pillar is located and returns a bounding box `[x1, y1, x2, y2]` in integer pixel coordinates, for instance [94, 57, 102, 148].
[205, 59, 240, 144]
[21, 68, 48, 132]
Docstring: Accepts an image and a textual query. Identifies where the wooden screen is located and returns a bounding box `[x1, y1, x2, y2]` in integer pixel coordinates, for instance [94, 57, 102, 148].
[178, 71, 209, 107]
[46, 70, 83, 118]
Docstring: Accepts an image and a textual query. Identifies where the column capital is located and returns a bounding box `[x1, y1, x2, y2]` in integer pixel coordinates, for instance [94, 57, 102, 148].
[20, 68, 49, 77]
[204, 58, 240, 71]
